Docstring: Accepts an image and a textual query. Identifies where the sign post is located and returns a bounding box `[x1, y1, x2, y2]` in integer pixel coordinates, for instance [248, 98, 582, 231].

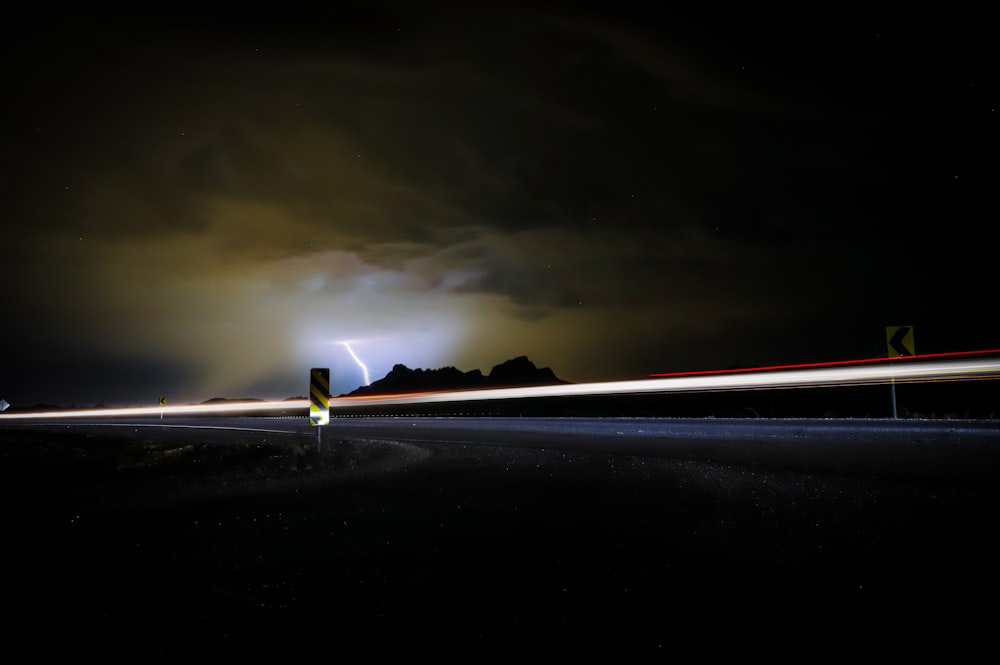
[310, 367, 330, 450]
[885, 326, 915, 418]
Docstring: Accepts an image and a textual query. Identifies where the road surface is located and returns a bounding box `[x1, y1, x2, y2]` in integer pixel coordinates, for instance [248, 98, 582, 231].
[3, 416, 999, 656]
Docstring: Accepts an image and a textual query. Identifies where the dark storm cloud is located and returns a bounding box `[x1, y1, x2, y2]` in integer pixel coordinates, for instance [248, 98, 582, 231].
[8, 3, 904, 252]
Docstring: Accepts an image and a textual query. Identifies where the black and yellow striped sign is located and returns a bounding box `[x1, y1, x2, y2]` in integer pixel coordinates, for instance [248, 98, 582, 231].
[309, 367, 330, 426]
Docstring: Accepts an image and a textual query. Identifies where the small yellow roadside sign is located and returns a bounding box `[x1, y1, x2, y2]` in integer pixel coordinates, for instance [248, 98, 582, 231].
[886, 325, 915, 357]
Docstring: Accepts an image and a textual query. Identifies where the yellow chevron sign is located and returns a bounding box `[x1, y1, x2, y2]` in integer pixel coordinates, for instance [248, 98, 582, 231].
[886, 326, 915, 357]
[310, 367, 330, 426]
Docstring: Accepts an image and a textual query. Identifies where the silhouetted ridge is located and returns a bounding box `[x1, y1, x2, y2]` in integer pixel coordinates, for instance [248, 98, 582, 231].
[343, 356, 566, 396]
[201, 397, 264, 403]
[488, 355, 561, 384]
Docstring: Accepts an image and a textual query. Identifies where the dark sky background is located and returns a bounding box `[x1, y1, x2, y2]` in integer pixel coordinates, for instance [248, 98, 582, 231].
[2, 2, 996, 406]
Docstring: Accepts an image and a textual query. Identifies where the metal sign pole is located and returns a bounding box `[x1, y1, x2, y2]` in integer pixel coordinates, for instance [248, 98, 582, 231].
[891, 372, 898, 419]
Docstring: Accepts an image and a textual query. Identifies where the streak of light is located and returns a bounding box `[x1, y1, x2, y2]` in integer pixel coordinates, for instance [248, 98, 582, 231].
[649, 348, 1000, 377]
[330, 357, 1000, 407]
[0, 400, 306, 420]
[340, 341, 371, 385]
[2, 355, 999, 421]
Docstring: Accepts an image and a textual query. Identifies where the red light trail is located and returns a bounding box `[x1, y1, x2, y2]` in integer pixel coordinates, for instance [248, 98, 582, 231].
[649, 349, 1000, 378]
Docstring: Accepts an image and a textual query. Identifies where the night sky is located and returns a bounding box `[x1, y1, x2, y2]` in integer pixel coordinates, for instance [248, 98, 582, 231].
[2, 2, 996, 407]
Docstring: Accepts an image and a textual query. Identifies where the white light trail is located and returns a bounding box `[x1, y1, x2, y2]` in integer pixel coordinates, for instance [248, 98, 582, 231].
[340, 341, 371, 385]
[328, 357, 1000, 407]
[0, 399, 304, 420]
[2, 356, 998, 421]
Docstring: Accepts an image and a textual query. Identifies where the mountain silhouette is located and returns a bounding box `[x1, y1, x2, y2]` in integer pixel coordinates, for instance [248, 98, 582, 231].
[342, 356, 566, 397]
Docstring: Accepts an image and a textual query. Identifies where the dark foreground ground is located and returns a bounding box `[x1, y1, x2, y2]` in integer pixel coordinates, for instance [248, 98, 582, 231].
[3, 417, 999, 657]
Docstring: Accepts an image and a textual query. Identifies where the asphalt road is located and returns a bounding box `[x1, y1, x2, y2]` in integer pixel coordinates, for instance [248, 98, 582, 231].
[3, 416, 999, 657]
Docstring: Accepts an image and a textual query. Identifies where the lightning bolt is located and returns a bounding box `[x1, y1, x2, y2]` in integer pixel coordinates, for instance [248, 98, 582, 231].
[340, 341, 371, 385]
